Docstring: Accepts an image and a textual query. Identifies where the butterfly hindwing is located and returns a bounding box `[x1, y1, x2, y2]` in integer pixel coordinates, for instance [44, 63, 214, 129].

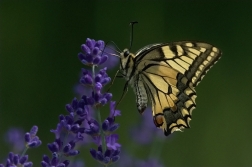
[137, 63, 195, 135]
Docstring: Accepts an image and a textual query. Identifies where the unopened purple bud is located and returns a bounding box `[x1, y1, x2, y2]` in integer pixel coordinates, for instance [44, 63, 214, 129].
[95, 40, 104, 50]
[63, 144, 71, 153]
[13, 154, 19, 164]
[69, 140, 76, 148]
[86, 38, 94, 49]
[78, 52, 85, 61]
[99, 55, 108, 65]
[95, 74, 102, 82]
[68, 150, 80, 156]
[104, 149, 111, 157]
[81, 68, 89, 75]
[84, 74, 93, 84]
[47, 142, 59, 152]
[8, 152, 14, 159]
[109, 123, 119, 132]
[78, 99, 85, 108]
[92, 47, 100, 56]
[71, 124, 80, 133]
[107, 117, 114, 124]
[30, 126, 38, 136]
[86, 54, 93, 63]
[28, 140, 41, 148]
[51, 156, 58, 166]
[90, 149, 97, 159]
[99, 67, 107, 76]
[24, 162, 33, 167]
[95, 82, 102, 91]
[96, 151, 104, 161]
[25, 133, 30, 142]
[62, 160, 70, 166]
[103, 157, 110, 164]
[41, 161, 47, 167]
[104, 93, 112, 101]
[112, 149, 120, 156]
[84, 129, 92, 135]
[90, 123, 99, 133]
[101, 77, 111, 85]
[98, 145, 103, 152]
[94, 92, 100, 102]
[93, 55, 101, 65]
[112, 155, 120, 162]
[59, 115, 65, 121]
[100, 98, 107, 105]
[71, 98, 78, 110]
[76, 108, 84, 116]
[102, 120, 109, 131]
[42, 155, 50, 163]
[81, 44, 91, 54]
[19, 155, 28, 164]
[87, 97, 95, 105]
[65, 104, 74, 113]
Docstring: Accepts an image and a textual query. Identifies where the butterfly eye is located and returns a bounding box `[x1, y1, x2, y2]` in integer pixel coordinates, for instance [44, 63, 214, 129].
[124, 50, 130, 58]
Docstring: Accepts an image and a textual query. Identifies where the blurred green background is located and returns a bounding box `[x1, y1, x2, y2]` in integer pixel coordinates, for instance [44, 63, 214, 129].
[0, 1, 252, 167]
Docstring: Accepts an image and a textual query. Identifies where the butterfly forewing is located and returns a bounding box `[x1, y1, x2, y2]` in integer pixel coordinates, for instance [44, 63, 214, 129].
[120, 41, 221, 136]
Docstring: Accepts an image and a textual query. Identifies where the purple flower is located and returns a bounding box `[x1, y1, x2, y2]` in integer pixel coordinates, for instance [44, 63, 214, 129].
[0, 126, 42, 167]
[25, 125, 42, 148]
[43, 38, 121, 166]
[0, 152, 33, 167]
[41, 155, 70, 167]
[78, 38, 108, 66]
[89, 145, 120, 165]
[106, 134, 121, 150]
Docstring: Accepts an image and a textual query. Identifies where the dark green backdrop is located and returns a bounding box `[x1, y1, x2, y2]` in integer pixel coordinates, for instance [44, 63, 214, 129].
[0, 1, 252, 167]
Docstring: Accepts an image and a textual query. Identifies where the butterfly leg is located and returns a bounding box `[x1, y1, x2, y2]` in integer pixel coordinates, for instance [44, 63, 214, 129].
[106, 70, 122, 92]
[115, 81, 129, 110]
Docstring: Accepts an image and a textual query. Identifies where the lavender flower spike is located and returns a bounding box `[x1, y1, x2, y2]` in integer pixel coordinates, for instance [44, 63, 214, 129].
[78, 38, 108, 66]
[0, 152, 33, 167]
[25, 125, 42, 148]
[41, 38, 120, 166]
[78, 38, 121, 166]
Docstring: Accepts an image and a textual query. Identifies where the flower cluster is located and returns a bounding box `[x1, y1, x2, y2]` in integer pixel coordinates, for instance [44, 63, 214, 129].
[41, 38, 121, 167]
[78, 38, 108, 66]
[0, 153, 32, 167]
[0, 126, 41, 167]
[25, 126, 42, 148]
[78, 39, 121, 166]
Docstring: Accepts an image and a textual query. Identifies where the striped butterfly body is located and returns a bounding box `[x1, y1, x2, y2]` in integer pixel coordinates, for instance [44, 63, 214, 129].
[119, 41, 221, 136]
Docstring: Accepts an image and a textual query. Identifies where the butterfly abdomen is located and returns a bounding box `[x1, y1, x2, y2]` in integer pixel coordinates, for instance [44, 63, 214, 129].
[131, 75, 148, 114]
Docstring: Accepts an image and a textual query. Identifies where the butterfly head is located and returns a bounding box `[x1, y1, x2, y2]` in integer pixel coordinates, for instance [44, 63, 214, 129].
[119, 48, 135, 72]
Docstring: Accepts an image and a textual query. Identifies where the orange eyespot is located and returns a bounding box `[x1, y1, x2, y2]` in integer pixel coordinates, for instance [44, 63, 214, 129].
[153, 114, 164, 127]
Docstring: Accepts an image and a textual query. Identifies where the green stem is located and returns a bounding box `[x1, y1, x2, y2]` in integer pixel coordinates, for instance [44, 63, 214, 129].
[92, 65, 106, 152]
[21, 147, 29, 156]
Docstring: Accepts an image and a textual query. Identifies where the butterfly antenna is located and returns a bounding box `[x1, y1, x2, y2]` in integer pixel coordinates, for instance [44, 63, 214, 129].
[129, 21, 138, 50]
[107, 41, 122, 53]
